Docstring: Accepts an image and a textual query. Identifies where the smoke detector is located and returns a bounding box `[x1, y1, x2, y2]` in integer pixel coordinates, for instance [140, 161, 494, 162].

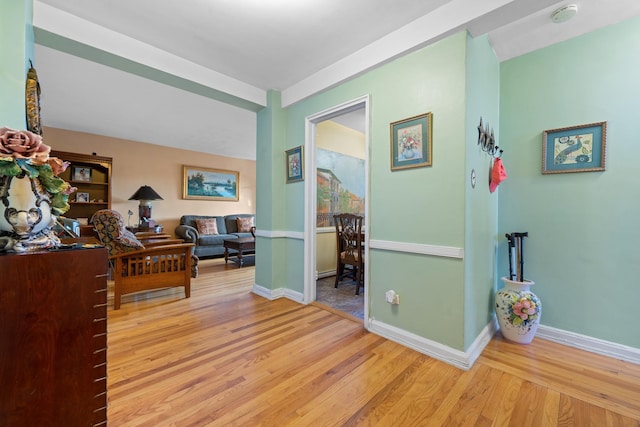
[551, 4, 578, 23]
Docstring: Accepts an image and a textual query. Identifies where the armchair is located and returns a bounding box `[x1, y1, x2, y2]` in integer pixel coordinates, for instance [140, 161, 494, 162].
[91, 209, 197, 309]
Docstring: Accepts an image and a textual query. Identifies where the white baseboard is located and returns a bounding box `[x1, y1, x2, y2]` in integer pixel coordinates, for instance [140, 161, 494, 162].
[368, 318, 496, 370]
[536, 325, 640, 365]
[252, 283, 304, 303]
[317, 270, 336, 279]
[467, 318, 499, 367]
[252, 284, 640, 367]
[252, 283, 284, 300]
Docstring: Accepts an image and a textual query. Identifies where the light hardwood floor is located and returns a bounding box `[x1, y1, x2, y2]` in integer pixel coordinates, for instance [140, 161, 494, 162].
[107, 258, 640, 426]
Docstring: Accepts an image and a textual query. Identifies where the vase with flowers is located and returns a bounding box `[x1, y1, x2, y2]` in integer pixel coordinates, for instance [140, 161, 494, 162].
[0, 127, 76, 252]
[495, 277, 541, 344]
[400, 135, 419, 160]
[495, 232, 541, 344]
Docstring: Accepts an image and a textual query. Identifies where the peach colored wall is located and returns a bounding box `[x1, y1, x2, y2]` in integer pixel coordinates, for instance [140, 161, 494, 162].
[43, 127, 256, 236]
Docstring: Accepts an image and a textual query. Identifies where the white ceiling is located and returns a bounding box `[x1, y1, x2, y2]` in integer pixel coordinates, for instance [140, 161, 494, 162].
[32, 0, 640, 160]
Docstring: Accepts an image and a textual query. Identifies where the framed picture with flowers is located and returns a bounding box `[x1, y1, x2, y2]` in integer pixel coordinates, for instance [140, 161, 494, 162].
[542, 121, 607, 174]
[285, 145, 304, 183]
[390, 112, 432, 171]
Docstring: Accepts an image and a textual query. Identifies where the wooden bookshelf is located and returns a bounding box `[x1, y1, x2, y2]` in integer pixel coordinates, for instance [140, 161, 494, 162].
[51, 150, 112, 231]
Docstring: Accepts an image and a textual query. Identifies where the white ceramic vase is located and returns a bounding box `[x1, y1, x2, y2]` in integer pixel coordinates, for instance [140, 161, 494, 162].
[0, 173, 59, 252]
[495, 277, 541, 344]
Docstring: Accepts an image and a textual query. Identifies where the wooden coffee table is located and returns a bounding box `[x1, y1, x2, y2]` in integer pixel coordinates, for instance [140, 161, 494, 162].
[223, 237, 255, 267]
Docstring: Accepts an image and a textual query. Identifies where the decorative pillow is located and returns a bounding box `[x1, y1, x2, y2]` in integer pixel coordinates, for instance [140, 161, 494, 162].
[236, 217, 254, 233]
[195, 218, 218, 235]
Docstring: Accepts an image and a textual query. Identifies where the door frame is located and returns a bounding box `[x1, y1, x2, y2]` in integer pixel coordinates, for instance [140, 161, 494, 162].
[303, 94, 370, 327]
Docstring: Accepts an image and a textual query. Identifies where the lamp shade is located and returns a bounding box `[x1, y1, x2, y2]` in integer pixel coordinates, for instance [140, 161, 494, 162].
[128, 185, 163, 201]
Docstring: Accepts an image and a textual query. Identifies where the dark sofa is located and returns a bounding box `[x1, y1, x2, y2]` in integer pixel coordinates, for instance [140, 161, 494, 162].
[175, 214, 255, 258]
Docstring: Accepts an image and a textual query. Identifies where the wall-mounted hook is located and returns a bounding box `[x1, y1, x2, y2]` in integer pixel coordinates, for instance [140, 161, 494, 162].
[477, 117, 504, 158]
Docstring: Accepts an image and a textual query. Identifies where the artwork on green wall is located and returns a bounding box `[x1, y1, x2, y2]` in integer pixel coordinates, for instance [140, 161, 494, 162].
[390, 112, 432, 171]
[285, 146, 304, 183]
[542, 121, 607, 174]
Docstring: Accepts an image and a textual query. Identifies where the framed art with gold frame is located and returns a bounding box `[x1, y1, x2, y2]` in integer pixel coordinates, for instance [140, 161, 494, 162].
[542, 121, 607, 174]
[183, 165, 239, 201]
[390, 112, 433, 171]
[285, 146, 304, 183]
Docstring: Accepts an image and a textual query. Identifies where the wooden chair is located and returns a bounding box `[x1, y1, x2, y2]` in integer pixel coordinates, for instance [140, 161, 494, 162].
[334, 213, 364, 295]
[90, 209, 197, 309]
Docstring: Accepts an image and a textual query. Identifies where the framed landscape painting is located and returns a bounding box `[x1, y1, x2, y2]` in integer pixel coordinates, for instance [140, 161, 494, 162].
[542, 121, 607, 174]
[183, 165, 239, 201]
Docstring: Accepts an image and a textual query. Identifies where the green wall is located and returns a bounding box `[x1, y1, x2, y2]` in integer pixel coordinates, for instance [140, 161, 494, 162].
[255, 91, 289, 291]
[367, 34, 468, 350]
[499, 16, 640, 348]
[259, 32, 476, 350]
[463, 34, 500, 349]
[1, 0, 33, 129]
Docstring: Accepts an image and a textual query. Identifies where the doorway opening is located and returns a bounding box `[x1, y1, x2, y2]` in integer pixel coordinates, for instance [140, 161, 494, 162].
[303, 95, 370, 325]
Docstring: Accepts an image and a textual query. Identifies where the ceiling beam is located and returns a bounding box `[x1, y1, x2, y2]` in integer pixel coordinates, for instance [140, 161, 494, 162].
[33, 1, 267, 111]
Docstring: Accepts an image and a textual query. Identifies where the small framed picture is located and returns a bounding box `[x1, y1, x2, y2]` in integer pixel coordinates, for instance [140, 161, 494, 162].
[390, 112, 433, 171]
[72, 166, 92, 182]
[542, 121, 607, 174]
[285, 146, 304, 183]
[76, 192, 89, 203]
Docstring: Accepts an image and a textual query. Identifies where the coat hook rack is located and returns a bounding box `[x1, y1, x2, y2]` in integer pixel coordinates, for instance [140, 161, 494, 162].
[477, 117, 503, 158]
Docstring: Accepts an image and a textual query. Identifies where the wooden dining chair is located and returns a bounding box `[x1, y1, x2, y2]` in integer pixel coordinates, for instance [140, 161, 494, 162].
[334, 213, 364, 295]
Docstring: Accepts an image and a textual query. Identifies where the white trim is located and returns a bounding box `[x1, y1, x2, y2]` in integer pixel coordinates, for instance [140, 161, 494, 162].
[252, 283, 283, 300]
[369, 318, 496, 370]
[281, 0, 513, 107]
[467, 318, 499, 368]
[254, 229, 304, 240]
[303, 115, 317, 304]
[250, 287, 640, 367]
[317, 270, 336, 279]
[316, 226, 335, 234]
[283, 288, 305, 303]
[33, 1, 266, 107]
[536, 325, 640, 365]
[252, 283, 304, 304]
[370, 239, 464, 259]
[303, 95, 371, 315]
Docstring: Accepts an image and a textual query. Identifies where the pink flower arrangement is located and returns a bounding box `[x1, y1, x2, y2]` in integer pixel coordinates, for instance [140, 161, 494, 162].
[0, 127, 75, 214]
[513, 297, 537, 320]
[0, 127, 51, 163]
[46, 156, 71, 177]
[506, 293, 540, 326]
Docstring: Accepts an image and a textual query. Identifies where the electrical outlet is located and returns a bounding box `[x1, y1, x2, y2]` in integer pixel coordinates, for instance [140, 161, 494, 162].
[385, 290, 395, 303]
[386, 290, 400, 305]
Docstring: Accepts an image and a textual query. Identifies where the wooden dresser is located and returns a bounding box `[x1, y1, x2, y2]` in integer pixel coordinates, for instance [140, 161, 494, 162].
[0, 246, 109, 426]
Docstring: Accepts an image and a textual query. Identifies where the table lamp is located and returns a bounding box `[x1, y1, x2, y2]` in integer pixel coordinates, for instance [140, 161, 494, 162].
[128, 185, 163, 229]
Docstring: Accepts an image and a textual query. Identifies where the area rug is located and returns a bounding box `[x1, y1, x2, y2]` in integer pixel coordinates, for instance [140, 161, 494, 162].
[316, 276, 364, 319]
